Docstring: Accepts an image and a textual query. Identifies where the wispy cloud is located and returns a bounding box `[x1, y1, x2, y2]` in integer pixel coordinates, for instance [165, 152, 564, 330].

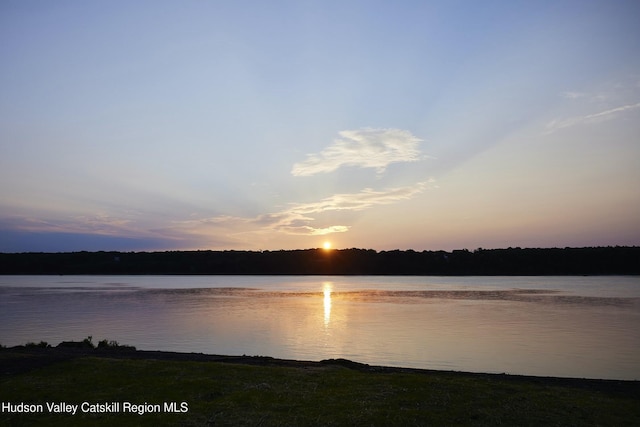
[269, 181, 430, 234]
[561, 91, 588, 99]
[560, 91, 607, 102]
[175, 181, 432, 237]
[2, 214, 133, 236]
[545, 102, 640, 134]
[74, 214, 133, 233]
[0, 212, 198, 246]
[291, 128, 422, 176]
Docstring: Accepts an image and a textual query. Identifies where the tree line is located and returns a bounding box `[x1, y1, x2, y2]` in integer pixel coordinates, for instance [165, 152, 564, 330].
[0, 246, 638, 275]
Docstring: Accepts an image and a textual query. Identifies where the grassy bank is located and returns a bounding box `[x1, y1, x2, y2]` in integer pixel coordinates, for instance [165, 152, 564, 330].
[1, 347, 639, 426]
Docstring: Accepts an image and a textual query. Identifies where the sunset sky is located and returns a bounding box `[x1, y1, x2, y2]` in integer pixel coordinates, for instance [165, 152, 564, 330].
[1, 1, 639, 252]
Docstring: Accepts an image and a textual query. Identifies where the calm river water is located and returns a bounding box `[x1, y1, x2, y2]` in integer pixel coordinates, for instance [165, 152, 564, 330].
[1, 275, 639, 380]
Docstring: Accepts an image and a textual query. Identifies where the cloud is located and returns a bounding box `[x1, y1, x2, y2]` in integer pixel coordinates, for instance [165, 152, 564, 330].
[560, 91, 607, 102]
[291, 128, 422, 176]
[176, 181, 431, 237]
[0, 228, 179, 252]
[2, 214, 132, 236]
[561, 91, 587, 99]
[545, 102, 640, 134]
[280, 225, 351, 236]
[286, 182, 429, 215]
[268, 181, 430, 235]
[0, 215, 191, 251]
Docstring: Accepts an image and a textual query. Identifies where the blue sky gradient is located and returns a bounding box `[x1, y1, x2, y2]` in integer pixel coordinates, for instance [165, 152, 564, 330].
[1, 0, 639, 252]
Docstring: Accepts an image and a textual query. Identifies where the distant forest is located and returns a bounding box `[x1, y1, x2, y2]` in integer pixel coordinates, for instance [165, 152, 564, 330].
[0, 246, 638, 275]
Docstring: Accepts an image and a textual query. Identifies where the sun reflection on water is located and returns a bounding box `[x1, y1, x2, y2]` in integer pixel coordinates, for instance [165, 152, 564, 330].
[323, 282, 333, 327]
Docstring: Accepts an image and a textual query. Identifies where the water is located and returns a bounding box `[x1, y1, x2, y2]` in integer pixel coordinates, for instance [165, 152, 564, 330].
[1, 275, 639, 380]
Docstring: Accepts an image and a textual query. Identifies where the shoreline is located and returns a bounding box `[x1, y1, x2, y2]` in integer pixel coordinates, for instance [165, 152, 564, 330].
[2, 345, 638, 396]
[3, 344, 639, 425]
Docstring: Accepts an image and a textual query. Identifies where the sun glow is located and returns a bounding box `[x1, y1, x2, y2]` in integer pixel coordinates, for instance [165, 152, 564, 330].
[323, 241, 332, 250]
[323, 281, 333, 327]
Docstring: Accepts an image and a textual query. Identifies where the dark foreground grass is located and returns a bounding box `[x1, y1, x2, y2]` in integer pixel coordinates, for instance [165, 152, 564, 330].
[1, 348, 639, 426]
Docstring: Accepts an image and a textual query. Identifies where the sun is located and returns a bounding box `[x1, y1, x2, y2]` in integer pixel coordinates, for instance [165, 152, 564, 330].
[323, 241, 332, 250]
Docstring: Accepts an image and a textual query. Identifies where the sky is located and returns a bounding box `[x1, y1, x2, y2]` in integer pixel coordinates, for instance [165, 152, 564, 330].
[1, 0, 639, 252]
